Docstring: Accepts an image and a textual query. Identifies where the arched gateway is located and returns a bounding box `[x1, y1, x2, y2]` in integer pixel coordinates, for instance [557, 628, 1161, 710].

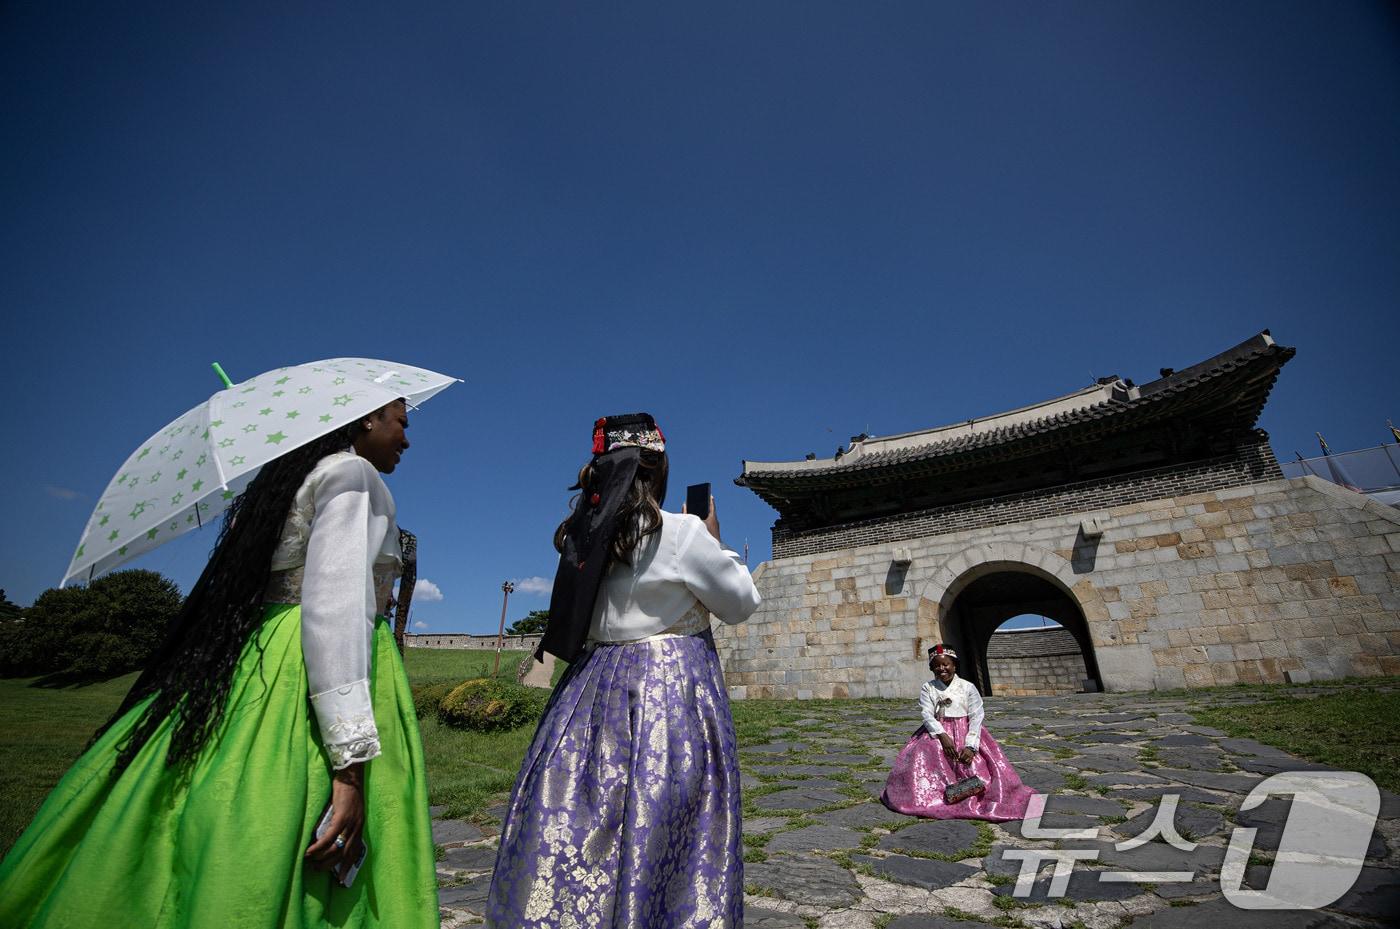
[713, 332, 1400, 699]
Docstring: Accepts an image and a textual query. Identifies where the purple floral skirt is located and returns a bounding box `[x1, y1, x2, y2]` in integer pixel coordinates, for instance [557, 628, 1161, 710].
[484, 630, 742, 929]
[880, 717, 1035, 822]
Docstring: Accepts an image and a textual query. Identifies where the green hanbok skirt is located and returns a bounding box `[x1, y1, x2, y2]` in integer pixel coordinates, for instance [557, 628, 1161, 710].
[0, 605, 439, 929]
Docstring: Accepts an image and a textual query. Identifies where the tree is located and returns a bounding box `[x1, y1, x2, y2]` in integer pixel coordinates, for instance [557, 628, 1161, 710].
[506, 609, 550, 636]
[69, 570, 183, 676]
[0, 585, 88, 676]
[0, 570, 183, 678]
[0, 589, 20, 620]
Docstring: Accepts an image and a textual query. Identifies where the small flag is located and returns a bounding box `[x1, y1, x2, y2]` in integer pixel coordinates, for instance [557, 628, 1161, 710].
[1389, 420, 1400, 444]
[1317, 432, 1332, 456]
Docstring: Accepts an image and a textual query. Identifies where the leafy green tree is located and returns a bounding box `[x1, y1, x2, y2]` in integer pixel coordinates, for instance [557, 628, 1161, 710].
[0, 570, 183, 678]
[506, 609, 550, 636]
[0, 589, 20, 620]
[68, 570, 183, 676]
[0, 585, 88, 676]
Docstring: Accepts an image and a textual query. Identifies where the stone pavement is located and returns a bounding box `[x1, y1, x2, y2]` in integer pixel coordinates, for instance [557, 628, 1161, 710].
[432, 687, 1399, 928]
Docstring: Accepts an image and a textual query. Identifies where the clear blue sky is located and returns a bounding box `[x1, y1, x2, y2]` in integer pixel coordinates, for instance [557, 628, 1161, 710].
[3, 2, 1397, 633]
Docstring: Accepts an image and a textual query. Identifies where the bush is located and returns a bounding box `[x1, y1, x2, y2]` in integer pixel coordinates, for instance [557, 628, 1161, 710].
[437, 677, 546, 732]
[411, 680, 458, 719]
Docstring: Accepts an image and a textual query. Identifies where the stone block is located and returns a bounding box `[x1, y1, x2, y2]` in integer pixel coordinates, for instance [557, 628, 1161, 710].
[1177, 541, 1213, 559]
[1328, 575, 1361, 597]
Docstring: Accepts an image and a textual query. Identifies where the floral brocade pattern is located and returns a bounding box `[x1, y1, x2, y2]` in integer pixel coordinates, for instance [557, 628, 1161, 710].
[485, 631, 741, 929]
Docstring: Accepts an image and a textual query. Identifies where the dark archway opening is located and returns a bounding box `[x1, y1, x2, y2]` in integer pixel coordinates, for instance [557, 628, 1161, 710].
[941, 570, 1102, 696]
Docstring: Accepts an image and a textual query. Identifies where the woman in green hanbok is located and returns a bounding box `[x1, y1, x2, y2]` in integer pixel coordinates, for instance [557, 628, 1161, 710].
[0, 400, 439, 929]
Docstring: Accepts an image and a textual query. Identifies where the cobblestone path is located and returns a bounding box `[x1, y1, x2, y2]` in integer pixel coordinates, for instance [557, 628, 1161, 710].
[433, 686, 1398, 928]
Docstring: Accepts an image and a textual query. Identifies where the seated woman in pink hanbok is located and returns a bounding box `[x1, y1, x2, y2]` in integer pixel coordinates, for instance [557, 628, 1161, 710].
[881, 644, 1035, 822]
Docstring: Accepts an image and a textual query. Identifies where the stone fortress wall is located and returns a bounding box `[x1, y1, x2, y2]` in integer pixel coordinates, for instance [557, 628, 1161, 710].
[406, 632, 544, 652]
[985, 626, 1088, 696]
[712, 472, 1400, 699]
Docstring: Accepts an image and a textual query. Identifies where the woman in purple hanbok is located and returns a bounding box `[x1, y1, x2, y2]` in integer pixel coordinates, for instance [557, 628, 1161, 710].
[485, 413, 762, 929]
[881, 644, 1035, 822]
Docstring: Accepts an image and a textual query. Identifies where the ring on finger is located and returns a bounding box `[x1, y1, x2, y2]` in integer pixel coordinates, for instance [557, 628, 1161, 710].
[334, 836, 346, 850]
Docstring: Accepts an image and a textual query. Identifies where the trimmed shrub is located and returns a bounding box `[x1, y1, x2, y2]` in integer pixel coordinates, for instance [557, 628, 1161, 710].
[411, 680, 458, 719]
[437, 677, 546, 732]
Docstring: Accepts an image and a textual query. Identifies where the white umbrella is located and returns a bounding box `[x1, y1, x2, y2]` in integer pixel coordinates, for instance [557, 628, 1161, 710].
[62, 357, 461, 587]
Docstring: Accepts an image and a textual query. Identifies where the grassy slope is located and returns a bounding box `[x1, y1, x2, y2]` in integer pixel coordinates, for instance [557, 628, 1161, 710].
[1191, 686, 1400, 794]
[0, 648, 551, 858]
[401, 647, 564, 821]
[0, 672, 141, 859]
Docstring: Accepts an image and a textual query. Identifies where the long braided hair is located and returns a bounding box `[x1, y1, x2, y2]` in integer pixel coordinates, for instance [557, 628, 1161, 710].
[101, 421, 368, 774]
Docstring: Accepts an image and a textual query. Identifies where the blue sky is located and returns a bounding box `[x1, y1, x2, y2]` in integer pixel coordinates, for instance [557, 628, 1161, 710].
[3, 2, 1397, 633]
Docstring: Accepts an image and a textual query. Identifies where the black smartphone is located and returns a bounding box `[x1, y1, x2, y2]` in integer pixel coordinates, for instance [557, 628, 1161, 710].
[685, 483, 711, 520]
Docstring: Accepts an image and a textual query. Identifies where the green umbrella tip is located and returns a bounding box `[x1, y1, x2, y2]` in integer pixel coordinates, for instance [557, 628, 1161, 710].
[211, 362, 233, 389]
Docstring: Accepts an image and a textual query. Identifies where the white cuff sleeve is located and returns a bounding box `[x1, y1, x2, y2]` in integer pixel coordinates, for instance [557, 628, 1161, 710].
[301, 457, 391, 769]
[678, 517, 761, 624]
[309, 679, 380, 769]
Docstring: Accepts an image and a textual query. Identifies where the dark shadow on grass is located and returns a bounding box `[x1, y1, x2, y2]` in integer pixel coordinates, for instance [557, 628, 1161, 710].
[27, 668, 134, 689]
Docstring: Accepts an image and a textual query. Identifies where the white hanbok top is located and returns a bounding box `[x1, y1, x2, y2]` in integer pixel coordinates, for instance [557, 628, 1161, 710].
[588, 511, 761, 642]
[919, 674, 984, 751]
[269, 450, 401, 769]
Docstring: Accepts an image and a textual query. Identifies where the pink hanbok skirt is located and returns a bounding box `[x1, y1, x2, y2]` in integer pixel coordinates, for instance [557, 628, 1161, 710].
[880, 717, 1035, 822]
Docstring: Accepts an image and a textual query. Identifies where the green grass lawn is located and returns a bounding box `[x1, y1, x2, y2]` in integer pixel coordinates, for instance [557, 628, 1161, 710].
[1191, 687, 1400, 794]
[0, 671, 141, 859]
[0, 647, 557, 858]
[402, 647, 565, 822]
[401, 645, 550, 683]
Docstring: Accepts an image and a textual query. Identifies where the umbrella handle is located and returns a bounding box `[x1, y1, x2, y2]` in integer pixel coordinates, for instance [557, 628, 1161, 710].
[211, 362, 233, 389]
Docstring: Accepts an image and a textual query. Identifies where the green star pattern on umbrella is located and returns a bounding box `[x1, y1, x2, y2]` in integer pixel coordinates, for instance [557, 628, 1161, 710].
[66, 357, 459, 587]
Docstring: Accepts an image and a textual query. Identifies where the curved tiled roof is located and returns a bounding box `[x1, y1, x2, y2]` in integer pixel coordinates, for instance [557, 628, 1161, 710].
[739, 332, 1293, 497]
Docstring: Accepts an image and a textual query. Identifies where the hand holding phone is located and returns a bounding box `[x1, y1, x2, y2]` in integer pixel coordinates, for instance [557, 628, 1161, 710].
[306, 765, 368, 887]
[684, 483, 722, 542]
[314, 802, 368, 887]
